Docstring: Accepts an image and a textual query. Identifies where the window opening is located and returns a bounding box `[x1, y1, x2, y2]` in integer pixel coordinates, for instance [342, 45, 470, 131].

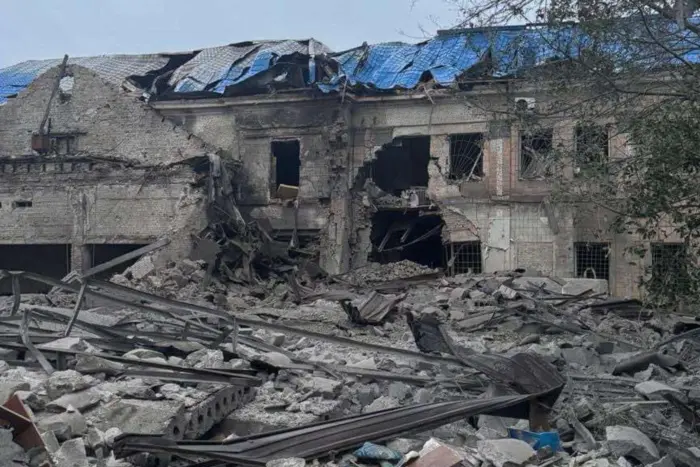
[520, 129, 554, 179]
[574, 242, 610, 280]
[448, 241, 483, 275]
[449, 133, 484, 181]
[271, 140, 301, 197]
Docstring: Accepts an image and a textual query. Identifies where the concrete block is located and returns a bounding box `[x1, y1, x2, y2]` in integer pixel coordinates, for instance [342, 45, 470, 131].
[52, 438, 89, 467]
[606, 425, 660, 464]
[634, 381, 684, 401]
[86, 398, 186, 436]
[477, 438, 535, 467]
[37, 409, 88, 441]
[0, 381, 30, 404]
[75, 354, 125, 375]
[46, 388, 102, 413]
[45, 370, 93, 399]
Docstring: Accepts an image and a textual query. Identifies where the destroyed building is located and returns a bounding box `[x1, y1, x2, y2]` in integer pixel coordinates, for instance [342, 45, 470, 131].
[0, 30, 687, 298]
[1, 24, 700, 467]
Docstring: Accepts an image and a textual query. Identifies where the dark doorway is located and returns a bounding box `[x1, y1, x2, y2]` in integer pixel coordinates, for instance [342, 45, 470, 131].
[369, 211, 444, 269]
[0, 244, 71, 294]
[89, 244, 148, 279]
[272, 140, 301, 189]
[372, 136, 430, 195]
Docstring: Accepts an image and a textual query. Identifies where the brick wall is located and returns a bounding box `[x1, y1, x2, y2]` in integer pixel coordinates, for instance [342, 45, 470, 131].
[0, 65, 209, 271]
[0, 65, 212, 165]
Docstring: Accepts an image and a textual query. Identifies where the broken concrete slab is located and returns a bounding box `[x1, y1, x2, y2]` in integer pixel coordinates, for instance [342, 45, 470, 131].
[0, 429, 28, 466]
[122, 348, 165, 360]
[635, 381, 684, 401]
[0, 380, 30, 404]
[87, 398, 185, 435]
[45, 370, 93, 399]
[647, 456, 676, 467]
[606, 425, 660, 464]
[46, 388, 102, 413]
[37, 409, 88, 441]
[185, 348, 225, 369]
[477, 438, 535, 467]
[265, 458, 305, 467]
[38, 337, 96, 353]
[75, 354, 125, 375]
[300, 376, 341, 398]
[52, 437, 89, 467]
[126, 255, 155, 280]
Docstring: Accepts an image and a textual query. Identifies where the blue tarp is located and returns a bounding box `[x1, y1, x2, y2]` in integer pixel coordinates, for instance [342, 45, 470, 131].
[1, 20, 699, 103]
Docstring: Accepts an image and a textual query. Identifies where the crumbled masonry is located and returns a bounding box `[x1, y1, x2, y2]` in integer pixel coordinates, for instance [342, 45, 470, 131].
[1, 250, 700, 467]
[1, 23, 700, 467]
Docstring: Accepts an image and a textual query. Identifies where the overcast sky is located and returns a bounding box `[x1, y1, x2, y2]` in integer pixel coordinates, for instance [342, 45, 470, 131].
[0, 0, 459, 68]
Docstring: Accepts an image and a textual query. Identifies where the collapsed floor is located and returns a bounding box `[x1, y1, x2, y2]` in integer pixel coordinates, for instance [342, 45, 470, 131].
[1, 240, 700, 466]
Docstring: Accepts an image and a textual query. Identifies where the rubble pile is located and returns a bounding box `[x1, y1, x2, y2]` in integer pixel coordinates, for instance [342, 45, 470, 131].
[1, 258, 700, 467]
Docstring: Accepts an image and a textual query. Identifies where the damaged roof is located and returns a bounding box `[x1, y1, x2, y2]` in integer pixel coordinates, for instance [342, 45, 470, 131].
[1, 19, 698, 103]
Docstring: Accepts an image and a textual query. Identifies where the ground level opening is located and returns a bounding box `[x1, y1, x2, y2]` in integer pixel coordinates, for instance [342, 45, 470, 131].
[0, 244, 71, 294]
[369, 211, 444, 269]
[372, 136, 430, 196]
[88, 243, 148, 279]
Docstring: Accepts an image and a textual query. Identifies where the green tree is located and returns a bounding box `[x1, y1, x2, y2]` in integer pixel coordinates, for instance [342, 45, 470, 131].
[439, 0, 700, 304]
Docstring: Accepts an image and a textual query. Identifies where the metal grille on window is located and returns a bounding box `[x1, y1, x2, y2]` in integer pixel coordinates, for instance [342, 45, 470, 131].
[574, 242, 610, 280]
[651, 243, 686, 280]
[449, 134, 483, 181]
[575, 124, 609, 170]
[448, 241, 482, 275]
[520, 129, 553, 179]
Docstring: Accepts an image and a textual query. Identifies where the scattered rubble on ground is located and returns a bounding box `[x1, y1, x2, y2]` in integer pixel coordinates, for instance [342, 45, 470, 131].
[1, 233, 700, 467]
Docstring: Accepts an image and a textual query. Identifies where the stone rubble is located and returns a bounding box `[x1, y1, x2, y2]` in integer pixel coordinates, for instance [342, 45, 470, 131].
[0, 259, 699, 467]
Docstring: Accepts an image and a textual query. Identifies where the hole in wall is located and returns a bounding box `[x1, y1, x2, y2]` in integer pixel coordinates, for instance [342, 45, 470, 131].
[371, 136, 430, 196]
[0, 244, 71, 294]
[89, 243, 148, 279]
[369, 211, 444, 269]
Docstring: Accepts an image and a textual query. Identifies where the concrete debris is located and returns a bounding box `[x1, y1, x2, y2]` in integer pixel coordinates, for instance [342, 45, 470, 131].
[266, 459, 306, 467]
[0, 429, 28, 466]
[0, 255, 699, 467]
[477, 438, 536, 467]
[52, 438, 90, 467]
[606, 425, 660, 463]
[45, 370, 94, 399]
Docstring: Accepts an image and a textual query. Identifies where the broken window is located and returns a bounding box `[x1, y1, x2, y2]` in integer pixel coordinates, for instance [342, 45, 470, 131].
[575, 124, 609, 168]
[449, 133, 484, 181]
[372, 136, 430, 196]
[520, 129, 554, 179]
[574, 242, 610, 280]
[651, 243, 687, 281]
[271, 140, 301, 198]
[50, 135, 76, 155]
[12, 200, 32, 208]
[448, 241, 482, 275]
[369, 211, 444, 269]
